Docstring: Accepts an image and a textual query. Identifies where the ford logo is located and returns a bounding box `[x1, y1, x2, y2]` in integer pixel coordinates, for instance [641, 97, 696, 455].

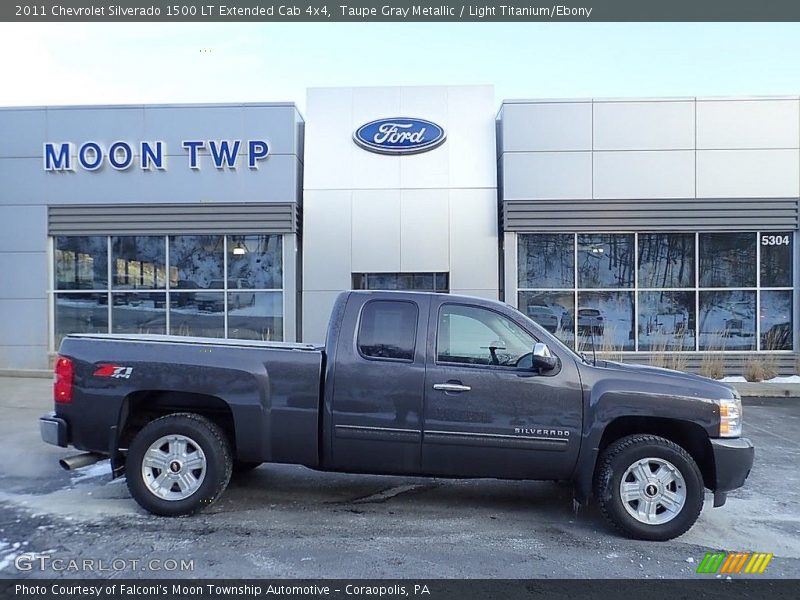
[353, 118, 446, 155]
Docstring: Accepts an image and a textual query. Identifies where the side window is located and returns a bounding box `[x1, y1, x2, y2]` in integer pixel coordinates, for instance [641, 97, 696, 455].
[357, 301, 418, 361]
[437, 304, 535, 367]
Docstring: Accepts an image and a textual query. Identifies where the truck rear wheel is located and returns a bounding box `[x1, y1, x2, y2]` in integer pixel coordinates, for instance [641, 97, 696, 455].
[593, 434, 704, 541]
[126, 413, 232, 516]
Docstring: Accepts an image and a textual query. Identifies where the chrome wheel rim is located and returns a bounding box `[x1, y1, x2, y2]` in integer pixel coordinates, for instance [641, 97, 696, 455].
[141, 434, 206, 501]
[620, 457, 686, 525]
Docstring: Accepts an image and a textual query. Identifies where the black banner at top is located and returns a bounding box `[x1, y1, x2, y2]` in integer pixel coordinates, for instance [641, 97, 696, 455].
[3, 0, 800, 22]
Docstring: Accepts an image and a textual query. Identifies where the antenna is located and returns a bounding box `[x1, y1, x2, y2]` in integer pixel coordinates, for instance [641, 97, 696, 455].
[589, 321, 598, 366]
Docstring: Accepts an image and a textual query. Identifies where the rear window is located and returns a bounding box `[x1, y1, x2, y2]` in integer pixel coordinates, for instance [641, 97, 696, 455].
[357, 300, 418, 361]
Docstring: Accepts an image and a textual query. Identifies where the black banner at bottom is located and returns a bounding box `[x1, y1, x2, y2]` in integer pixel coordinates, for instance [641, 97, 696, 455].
[0, 580, 798, 600]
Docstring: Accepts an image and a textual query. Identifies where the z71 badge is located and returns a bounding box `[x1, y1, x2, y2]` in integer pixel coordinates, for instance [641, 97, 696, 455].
[93, 364, 133, 379]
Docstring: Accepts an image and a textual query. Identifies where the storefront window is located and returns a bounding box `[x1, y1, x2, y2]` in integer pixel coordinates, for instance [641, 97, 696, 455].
[699, 290, 756, 351]
[54, 293, 108, 346]
[577, 291, 635, 351]
[112, 236, 167, 289]
[518, 234, 574, 289]
[227, 235, 282, 289]
[517, 231, 793, 352]
[577, 234, 634, 289]
[760, 232, 793, 288]
[111, 292, 167, 335]
[638, 233, 694, 289]
[169, 235, 225, 289]
[228, 291, 283, 341]
[518, 291, 574, 348]
[169, 292, 225, 337]
[638, 291, 695, 351]
[53, 234, 285, 347]
[352, 272, 449, 292]
[699, 233, 756, 288]
[55, 236, 108, 290]
[760, 290, 793, 350]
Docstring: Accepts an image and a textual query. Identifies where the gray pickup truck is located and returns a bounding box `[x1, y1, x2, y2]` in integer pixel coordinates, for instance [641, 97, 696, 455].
[40, 291, 753, 541]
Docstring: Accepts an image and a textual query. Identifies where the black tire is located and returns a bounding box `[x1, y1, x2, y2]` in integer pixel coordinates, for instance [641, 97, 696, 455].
[233, 460, 263, 475]
[126, 413, 233, 517]
[593, 434, 704, 541]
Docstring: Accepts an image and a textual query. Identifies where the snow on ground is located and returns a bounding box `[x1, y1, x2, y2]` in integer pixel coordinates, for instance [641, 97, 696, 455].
[0, 540, 28, 572]
[70, 459, 112, 483]
[720, 375, 800, 383]
[767, 375, 800, 383]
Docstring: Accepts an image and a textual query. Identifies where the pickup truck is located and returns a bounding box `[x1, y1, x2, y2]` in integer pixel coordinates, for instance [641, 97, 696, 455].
[40, 291, 754, 541]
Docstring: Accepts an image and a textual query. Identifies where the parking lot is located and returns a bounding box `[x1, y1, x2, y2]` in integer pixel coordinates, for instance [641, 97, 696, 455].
[0, 376, 798, 579]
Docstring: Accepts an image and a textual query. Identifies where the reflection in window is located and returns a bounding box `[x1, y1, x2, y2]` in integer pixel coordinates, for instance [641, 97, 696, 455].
[699, 290, 756, 351]
[518, 234, 574, 289]
[518, 291, 574, 348]
[638, 233, 694, 289]
[760, 232, 793, 288]
[227, 235, 282, 289]
[352, 272, 449, 292]
[54, 293, 108, 347]
[576, 292, 635, 351]
[760, 290, 793, 350]
[517, 231, 793, 353]
[437, 304, 535, 366]
[112, 236, 166, 290]
[699, 233, 756, 288]
[111, 293, 166, 335]
[357, 301, 418, 361]
[228, 292, 283, 341]
[55, 236, 108, 290]
[169, 235, 224, 290]
[578, 234, 634, 289]
[169, 292, 225, 338]
[638, 291, 695, 351]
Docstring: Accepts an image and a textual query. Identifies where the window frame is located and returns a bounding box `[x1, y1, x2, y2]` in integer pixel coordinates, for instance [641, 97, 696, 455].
[516, 231, 795, 353]
[49, 234, 286, 350]
[355, 299, 420, 364]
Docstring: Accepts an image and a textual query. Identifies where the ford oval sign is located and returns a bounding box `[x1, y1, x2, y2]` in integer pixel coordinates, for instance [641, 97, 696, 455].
[353, 118, 446, 155]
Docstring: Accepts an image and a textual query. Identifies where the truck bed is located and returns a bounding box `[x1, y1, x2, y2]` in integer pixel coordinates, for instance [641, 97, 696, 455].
[55, 333, 325, 468]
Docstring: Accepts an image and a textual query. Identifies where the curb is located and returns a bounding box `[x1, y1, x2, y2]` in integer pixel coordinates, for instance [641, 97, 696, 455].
[732, 382, 800, 399]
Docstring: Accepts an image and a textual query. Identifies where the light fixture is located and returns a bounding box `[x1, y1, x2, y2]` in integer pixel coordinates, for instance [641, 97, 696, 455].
[232, 242, 246, 256]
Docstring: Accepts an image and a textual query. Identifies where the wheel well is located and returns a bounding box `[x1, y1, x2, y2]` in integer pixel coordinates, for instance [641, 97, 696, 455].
[598, 417, 715, 489]
[119, 391, 236, 456]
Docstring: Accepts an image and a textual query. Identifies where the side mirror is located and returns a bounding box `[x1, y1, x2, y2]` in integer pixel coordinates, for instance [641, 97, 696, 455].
[531, 342, 557, 371]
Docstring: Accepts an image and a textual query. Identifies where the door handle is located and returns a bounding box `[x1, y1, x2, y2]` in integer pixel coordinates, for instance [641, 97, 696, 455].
[433, 383, 471, 393]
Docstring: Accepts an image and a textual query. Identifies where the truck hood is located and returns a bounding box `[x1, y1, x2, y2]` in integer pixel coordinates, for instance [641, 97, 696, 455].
[587, 359, 738, 401]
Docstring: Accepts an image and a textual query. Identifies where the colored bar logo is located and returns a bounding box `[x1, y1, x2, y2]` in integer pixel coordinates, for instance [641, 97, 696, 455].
[696, 552, 773, 574]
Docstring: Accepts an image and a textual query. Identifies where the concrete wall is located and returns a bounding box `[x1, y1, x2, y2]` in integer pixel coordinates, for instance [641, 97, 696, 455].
[499, 96, 800, 203]
[302, 86, 498, 343]
[0, 103, 303, 368]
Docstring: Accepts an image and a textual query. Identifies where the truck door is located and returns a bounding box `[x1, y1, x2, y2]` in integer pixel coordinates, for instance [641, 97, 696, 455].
[328, 295, 429, 474]
[421, 299, 582, 479]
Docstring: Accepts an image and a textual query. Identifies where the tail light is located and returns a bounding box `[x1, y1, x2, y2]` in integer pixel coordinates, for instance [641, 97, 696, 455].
[54, 356, 74, 404]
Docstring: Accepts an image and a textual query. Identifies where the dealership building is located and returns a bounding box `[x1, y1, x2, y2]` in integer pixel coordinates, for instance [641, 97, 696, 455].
[0, 86, 797, 373]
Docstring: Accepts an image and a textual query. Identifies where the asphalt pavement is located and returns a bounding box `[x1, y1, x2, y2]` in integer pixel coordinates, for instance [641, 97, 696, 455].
[0, 376, 798, 579]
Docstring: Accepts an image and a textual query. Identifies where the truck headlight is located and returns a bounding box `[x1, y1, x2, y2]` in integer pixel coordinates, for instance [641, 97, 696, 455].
[719, 397, 742, 437]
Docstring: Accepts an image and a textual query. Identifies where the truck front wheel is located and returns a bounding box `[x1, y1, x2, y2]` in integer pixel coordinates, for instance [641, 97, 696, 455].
[593, 434, 704, 541]
[126, 413, 233, 516]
